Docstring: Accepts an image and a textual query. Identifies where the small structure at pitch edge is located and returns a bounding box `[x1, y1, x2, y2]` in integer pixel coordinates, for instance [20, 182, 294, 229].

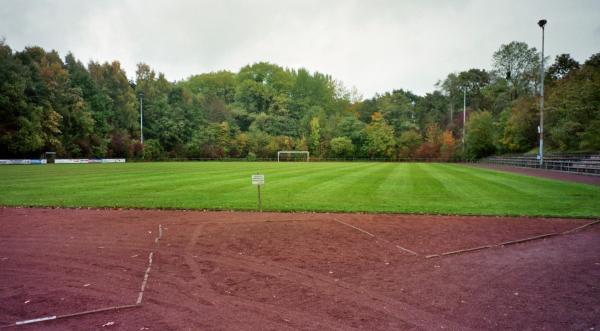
[252, 174, 265, 211]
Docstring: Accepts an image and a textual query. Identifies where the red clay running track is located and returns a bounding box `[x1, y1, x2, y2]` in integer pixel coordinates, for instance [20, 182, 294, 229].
[0, 207, 599, 330]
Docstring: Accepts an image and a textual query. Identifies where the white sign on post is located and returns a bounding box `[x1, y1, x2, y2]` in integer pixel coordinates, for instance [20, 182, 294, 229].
[252, 174, 265, 212]
[252, 174, 264, 185]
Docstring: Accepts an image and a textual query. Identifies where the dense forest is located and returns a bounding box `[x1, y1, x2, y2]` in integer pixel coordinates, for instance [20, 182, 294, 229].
[1, 39, 599, 160]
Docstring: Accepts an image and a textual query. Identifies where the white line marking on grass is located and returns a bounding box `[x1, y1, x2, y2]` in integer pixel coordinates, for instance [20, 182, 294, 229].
[333, 219, 375, 237]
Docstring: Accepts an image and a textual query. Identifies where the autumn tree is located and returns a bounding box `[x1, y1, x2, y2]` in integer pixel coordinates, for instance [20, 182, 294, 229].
[397, 130, 422, 159]
[362, 112, 396, 159]
[500, 96, 538, 152]
[440, 130, 457, 161]
[465, 111, 496, 159]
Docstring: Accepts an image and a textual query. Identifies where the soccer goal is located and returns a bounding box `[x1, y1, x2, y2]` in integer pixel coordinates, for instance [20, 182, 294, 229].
[277, 151, 310, 162]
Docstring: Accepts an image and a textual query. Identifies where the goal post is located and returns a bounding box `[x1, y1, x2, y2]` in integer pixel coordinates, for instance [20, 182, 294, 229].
[277, 151, 310, 162]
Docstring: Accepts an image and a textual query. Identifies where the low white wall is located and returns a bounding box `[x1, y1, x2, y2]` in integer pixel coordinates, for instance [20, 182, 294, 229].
[0, 159, 47, 165]
[55, 159, 126, 164]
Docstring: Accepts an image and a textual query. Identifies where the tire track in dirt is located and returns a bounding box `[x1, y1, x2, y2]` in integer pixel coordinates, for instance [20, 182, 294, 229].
[202, 253, 470, 330]
[175, 224, 364, 331]
[177, 221, 469, 329]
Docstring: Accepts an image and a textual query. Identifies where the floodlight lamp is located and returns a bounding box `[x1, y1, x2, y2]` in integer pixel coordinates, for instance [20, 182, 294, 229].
[538, 19, 547, 28]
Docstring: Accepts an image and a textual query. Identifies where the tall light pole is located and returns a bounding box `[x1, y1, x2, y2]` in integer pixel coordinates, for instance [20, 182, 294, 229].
[538, 19, 547, 166]
[138, 92, 144, 145]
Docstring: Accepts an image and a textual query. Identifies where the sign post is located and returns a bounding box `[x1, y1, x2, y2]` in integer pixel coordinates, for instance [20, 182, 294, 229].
[251, 174, 265, 212]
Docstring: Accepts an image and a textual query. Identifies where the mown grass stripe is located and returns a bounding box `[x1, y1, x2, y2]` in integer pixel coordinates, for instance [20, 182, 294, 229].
[1, 162, 600, 217]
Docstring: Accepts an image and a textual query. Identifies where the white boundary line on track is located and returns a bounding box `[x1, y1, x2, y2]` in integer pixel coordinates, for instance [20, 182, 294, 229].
[562, 219, 600, 234]
[0, 305, 141, 329]
[137, 224, 162, 305]
[332, 218, 419, 256]
[395, 245, 419, 256]
[14, 316, 57, 325]
[333, 219, 375, 237]
[426, 219, 600, 259]
[1, 224, 164, 329]
[136, 252, 154, 304]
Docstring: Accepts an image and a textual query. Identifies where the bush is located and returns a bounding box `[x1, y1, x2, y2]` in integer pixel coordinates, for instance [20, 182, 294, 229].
[466, 111, 496, 159]
[397, 130, 422, 159]
[108, 130, 132, 158]
[439, 130, 457, 161]
[329, 136, 354, 157]
[143, 139, 164, 160]
[415, 143, 440, 159]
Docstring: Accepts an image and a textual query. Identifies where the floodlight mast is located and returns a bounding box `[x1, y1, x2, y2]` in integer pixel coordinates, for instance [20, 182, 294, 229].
[538, 19, 547, 166]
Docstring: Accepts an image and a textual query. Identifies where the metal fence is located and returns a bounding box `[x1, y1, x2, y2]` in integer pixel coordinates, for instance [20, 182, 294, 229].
[480, 154, 600, 176]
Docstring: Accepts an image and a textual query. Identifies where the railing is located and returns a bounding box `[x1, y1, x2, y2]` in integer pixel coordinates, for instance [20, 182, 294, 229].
[480, 154, 600, 176]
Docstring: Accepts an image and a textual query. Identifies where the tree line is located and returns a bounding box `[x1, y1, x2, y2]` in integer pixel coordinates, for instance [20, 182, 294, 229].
[1, 39, 599, 160]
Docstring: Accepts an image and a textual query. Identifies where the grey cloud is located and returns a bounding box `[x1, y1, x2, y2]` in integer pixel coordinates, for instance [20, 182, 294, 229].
[1, 0, 599, 97]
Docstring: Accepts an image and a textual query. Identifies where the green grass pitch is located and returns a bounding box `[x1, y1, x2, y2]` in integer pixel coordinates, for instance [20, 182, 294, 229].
[1, 162, 599, 217]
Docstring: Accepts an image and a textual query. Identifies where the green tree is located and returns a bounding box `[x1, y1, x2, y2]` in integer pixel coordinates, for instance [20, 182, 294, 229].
[186, 122, 231, 158]
[329, 136, 354, 157]
[397, 130, 422, 158]
[89, 60, 137, 133]
[235, 79, 273, 114]
[0, 42, 45, 156]
[180, 70, 237, 103]
[376, 90, 417, 135]
[500, 97, 538, 152]
[309, 116, 321, 155]
[439, 69, 490, 119]
[362, 112, 396, 159]
[546, 52, 600, 151]
[492, 41, 541, 99]
[143, 139, 164, 160]
[481, 78, 512, 116]
[246, 129, 273, 158]
[465, 111, 496, 159]
[416, 91, 447, 133]
[547, 54, 580, 83]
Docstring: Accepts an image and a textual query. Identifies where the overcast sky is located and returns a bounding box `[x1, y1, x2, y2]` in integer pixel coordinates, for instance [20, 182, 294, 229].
[1, 0, 599, 98]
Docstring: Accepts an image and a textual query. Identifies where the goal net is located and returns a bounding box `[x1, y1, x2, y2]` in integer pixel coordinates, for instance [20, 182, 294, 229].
[277, 151, 310, 162]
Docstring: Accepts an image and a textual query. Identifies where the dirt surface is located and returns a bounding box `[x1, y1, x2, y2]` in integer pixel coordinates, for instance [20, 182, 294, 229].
[474, 163, 600, 186]
[1, 207, 599, 330]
